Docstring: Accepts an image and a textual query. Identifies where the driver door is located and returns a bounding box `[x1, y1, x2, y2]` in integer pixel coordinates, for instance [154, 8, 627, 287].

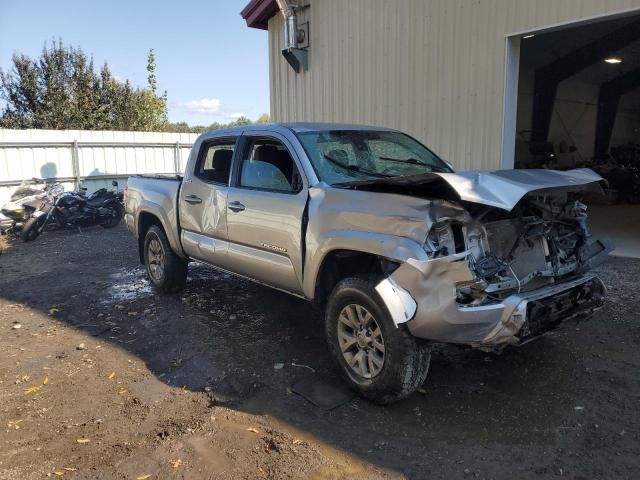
[225, 133, 308, 294]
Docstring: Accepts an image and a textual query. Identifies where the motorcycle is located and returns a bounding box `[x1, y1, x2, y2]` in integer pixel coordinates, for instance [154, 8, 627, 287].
[111, 180, 125, 208]
[1, 178, 55, 237]
[21, 183, 124, 242]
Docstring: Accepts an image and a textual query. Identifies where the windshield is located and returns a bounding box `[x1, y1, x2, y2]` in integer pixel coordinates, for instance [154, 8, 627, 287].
[296, 130, 452, 184]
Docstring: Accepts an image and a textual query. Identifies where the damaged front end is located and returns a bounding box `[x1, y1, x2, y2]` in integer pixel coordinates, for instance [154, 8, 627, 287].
[374, 169, 611, 349]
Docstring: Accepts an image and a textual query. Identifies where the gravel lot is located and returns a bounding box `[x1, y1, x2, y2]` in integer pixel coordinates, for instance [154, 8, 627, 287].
[1, 225, 639, 479]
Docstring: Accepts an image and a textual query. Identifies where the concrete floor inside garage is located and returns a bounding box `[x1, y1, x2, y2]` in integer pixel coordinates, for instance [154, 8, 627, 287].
[589, 203, 640, 258]
[512, 11, 640, 260]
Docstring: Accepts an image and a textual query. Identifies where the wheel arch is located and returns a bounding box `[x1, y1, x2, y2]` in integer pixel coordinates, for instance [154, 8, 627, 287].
[302, 230, 427, 301]
[311, 249, 400, 309]
[137, 211, 166, 264]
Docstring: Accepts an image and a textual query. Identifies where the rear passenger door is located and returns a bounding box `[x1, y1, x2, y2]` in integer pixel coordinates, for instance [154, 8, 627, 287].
[225, 133, 307, 295]
[179, 137, 237, 266]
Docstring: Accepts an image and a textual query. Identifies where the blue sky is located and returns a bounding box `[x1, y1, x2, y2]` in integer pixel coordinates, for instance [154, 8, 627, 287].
[0, 0, 270, 125]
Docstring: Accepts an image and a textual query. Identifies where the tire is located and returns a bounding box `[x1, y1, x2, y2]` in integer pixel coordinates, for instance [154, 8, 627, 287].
[21, 215, 47, 242]
[143, 225, 187, 293]
[100, 202, 124, 229]
[325, 275, 431, 404]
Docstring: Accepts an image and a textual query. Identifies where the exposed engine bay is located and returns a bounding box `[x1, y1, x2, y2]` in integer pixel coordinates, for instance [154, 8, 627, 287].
[425, 192, 611, 305]
[351, 168, 612, 348]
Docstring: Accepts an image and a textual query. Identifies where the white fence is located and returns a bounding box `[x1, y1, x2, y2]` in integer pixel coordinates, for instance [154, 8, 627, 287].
[0, 129, 199, 206]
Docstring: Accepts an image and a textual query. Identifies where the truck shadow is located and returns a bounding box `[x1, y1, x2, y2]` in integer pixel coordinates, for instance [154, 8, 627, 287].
[0, 225, 611, 477]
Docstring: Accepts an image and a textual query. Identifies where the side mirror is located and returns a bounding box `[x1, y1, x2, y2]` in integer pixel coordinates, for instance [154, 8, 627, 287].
[112, 180, 119, 187]
[443, 159, 455, 171]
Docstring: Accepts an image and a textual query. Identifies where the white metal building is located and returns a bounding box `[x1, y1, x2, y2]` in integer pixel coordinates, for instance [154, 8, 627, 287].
[242, 0, 640, 171]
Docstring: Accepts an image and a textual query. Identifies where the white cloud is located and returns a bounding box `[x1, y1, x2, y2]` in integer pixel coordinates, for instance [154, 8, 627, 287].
[183, 98, 221, 114]
[225, 112, 246, 119]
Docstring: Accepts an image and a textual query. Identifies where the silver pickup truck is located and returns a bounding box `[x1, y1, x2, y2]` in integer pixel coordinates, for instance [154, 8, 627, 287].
[125, 123, 610, 404]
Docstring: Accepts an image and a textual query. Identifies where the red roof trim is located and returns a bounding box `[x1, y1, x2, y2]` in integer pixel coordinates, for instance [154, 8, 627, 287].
[240, 0, 279, 30]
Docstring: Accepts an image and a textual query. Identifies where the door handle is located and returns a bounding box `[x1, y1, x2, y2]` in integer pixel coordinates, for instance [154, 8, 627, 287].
[185, 194, 202, 205]
[228, 200, 245, 212]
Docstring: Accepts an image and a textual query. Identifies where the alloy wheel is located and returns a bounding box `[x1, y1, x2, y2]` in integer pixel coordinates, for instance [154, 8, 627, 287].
[337, 303, 385, 379]
[147, 238, 165, 281]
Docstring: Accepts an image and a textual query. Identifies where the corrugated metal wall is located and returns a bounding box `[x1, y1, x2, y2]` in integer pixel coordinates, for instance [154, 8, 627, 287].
[0, 129, 197, 206]
[268, 0, 640, 170]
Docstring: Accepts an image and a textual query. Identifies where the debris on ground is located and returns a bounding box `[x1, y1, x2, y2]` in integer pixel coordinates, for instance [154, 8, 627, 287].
[0, 226, 637, 480]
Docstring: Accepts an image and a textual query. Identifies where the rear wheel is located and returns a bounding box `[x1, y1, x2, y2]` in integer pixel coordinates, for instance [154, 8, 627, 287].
[21, 215, 47, 242]
[144, 225, 187, 293]
[100, 202, 123, 228]
[326, 275, 431, 404]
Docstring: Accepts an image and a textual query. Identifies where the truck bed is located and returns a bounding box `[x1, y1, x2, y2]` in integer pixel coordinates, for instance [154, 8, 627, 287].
[124, 175, 184, 256]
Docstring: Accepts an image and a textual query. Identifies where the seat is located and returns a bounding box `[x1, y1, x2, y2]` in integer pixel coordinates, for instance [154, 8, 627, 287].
[241, 157, 292, 191]
[85, 191, 114, 207]
[253, 145, 294, 181]
[202, 149, 232, 183]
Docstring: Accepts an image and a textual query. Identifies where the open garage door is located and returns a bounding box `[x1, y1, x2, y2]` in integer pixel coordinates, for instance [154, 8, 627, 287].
[506, 11, 640, 257]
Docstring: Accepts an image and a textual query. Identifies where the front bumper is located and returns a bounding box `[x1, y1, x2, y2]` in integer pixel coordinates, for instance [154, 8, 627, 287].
[375, 254, 605, 348]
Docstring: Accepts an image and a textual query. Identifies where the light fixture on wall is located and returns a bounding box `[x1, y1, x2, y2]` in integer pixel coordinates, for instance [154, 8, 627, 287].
[604, 57, 623, 64]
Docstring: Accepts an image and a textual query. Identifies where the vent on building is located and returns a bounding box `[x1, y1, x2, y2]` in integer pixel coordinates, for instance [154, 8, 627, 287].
[276, 0, 309, 73]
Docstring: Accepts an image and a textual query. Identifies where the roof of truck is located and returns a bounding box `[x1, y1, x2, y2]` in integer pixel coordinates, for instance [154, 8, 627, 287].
[202, 122, 396, 136]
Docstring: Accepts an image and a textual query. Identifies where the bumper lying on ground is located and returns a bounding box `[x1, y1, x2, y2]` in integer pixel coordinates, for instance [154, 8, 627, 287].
[376, 255, 606, 348]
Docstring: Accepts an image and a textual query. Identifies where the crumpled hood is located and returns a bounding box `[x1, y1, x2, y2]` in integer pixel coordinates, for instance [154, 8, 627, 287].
[338, 168, 605, 211]
[433, 168, 604, 210]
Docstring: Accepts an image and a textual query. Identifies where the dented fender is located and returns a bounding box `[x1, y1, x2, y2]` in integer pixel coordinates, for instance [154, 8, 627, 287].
[302, 185, 470, 299]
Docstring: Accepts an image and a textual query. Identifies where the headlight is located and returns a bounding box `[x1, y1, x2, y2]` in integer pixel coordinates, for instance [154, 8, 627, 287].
[425, 221, 463, 257]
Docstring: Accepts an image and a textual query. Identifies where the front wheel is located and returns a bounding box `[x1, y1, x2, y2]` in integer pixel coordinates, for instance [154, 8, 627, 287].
[144, 225, 187, 293]
[326, 275, 431, 404]
[21, 214, 48, 242]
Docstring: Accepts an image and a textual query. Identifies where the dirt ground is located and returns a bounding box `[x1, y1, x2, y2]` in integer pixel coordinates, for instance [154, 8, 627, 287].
[0, 225, 639, 480]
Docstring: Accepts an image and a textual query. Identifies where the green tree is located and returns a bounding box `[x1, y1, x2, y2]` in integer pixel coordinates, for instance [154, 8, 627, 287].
[226, 115, 252, 127]
[0, 41, 168, 131]
[164, 114, 272, 134]
[255, 113, 271, 124]
[133, 48, 168, 131]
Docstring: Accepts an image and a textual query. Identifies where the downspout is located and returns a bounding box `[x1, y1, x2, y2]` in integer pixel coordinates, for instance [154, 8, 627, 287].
[276, 0, 308, 73]
[276, 0, 297, 49]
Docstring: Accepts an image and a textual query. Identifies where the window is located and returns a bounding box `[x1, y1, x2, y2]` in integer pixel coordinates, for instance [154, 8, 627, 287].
[239, 138, 303, 193]
[296, 130, 452, 185]
[197, 140, 235, 184]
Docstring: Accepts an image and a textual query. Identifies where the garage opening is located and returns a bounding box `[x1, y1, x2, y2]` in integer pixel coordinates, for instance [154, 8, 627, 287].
[507, 11, 640, 257]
